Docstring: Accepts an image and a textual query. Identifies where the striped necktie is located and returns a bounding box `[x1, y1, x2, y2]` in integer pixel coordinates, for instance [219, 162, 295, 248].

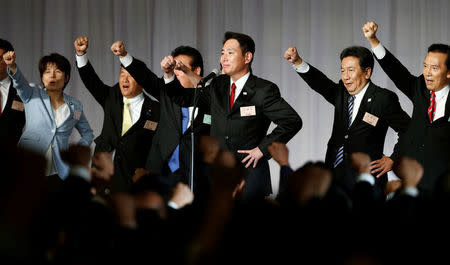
[334, 95, 355, 168]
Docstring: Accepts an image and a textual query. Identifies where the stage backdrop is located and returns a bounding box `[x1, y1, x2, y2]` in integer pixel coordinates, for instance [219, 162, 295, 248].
[1, 0, 449, 196]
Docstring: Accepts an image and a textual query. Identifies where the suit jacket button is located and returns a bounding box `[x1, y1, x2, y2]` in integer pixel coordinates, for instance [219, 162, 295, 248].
[344, 135, 348, 139]
[225, 136, 229, 140]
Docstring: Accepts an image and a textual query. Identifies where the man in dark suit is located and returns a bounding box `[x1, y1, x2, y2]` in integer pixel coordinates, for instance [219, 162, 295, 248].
[74, 37, 160, 193]
[0, 39, 25, 146]
[284, 45, 410, 194]
[363, 21, 450, 195]
[167, 32, 302, 201]
[109, 42, 210, 192]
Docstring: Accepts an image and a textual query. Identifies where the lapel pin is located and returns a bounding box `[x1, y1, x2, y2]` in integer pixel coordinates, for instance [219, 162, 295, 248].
[367, 98, 372, 102]
[69, 102, 73, 105]
[243, 91, 247, 96]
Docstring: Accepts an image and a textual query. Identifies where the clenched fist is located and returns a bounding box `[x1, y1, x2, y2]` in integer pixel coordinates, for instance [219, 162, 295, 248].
[362, 21, 380, 48]
[110, 41, 127, 57]
[283, 46, 302, 66]
[74, 37, 89, 56]
[3, 51, 16, 73]
[160, 55, 176, 74]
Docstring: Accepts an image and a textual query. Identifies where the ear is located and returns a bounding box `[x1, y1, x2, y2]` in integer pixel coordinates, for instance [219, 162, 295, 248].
[193, 66, 201, 76]
[364, 67, 372, 80]
[65, 75, 70, 83]
[244, 51, 253, 64]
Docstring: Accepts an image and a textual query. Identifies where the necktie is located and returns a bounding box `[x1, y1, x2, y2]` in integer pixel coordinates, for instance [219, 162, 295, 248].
[334, 95, 355, 168]
[168, 107, 189, 172]
[230, 83, 236, 109]
[428, 91, 436, 123]
[121, 99, 132, 136]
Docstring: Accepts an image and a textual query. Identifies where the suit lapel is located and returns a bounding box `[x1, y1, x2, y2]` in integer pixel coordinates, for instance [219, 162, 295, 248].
[40, 89, 56, 125]
[231, 75, 256, 114]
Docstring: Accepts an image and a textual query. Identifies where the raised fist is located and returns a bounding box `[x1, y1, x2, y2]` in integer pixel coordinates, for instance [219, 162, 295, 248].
[283, 46, 302, 65]
[74, 37, 89, 56]
[110, 41, 127, 57]
[362, 21, 378, 40]
[3, 51, 15, 66]
[160, 55, 176, 74]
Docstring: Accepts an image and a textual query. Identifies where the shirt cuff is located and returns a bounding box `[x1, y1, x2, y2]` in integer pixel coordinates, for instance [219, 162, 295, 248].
[119, 53, 133, 68]
[76, 54, 88, 68]
[167, 201, 179, 210]
[356, 173, 375, 186]
[372, 43, 386, 59]
[164, 75, 175, 84]
[293, 61, 310, 73]
[401, 186, 419, 198]
[69, 165, 90, 182]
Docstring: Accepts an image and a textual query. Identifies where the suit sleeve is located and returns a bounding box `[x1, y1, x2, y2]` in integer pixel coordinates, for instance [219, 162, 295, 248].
[77, 61, 113, 108]
[125, 57, 163, 100]
[296, 64, 340, 105]
[375, 49, 420, 101]
[8, 67, 33, 103]
[75, 110, 94, 146]
[258, 83, 302, 157]
[165, 77, 211, 109]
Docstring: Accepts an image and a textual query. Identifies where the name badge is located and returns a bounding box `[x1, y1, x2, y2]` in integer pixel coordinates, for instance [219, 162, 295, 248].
[240, 106, 256, 117]
[144, 120, 158, 131]
[73, 110, 81, 120]
[203, 114, 211, 125]
[11, 100, 25, 111]
[363, 112, 379, 126]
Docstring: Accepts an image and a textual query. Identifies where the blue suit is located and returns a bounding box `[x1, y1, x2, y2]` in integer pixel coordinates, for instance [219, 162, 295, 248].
[9, 67, 94, 179]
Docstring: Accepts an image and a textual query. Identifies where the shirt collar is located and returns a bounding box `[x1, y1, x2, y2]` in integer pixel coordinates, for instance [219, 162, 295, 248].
[0, 76, 10, 88]
[353, 81, 370, 100]
[434, 84, 449, 100]
[123, 92, 144, 104]
[230, 72, 251, 91]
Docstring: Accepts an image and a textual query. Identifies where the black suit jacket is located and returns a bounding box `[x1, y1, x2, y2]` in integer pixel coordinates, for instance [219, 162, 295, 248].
[124, 58, 211, 184]
[0, 81, 25, 146]
[376, 48, 450, 193]
[167, 73, 302, 199]
[297, 65, 410, 192]
[77, 62, 160, 192]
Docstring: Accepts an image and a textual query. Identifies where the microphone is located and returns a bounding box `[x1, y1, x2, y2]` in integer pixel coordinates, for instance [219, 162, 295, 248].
[198, 68, 220, 86]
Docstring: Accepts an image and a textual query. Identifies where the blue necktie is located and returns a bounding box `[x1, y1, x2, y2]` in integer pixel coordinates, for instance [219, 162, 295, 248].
[168, 107, 189, 172]
[334, 95, 355, 168]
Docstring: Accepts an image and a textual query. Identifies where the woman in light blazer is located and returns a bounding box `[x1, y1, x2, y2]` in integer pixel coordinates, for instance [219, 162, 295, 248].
[3, 51, 93, 179]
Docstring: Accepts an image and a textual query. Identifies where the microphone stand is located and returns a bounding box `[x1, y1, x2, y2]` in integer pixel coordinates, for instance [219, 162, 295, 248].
[189, 81, 204, 191]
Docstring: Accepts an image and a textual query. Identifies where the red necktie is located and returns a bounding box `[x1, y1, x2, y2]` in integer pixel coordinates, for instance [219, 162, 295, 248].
[428, 91, 436, 123]
[230, 83, 236, 109]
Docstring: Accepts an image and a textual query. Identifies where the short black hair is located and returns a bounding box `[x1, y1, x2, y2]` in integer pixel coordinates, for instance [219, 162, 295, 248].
[340, 46, 374, 77]
[223, 31, 255, 69]
[38, 53, 71, 89]
[171, 46, 204, 76]
[428, 43, 450, 70]
[0, 39, 14, 53]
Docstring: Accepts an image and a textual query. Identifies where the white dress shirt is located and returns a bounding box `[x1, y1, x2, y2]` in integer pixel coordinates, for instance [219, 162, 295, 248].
[294, 62, 370, 125]
[230, 72, 251, 103]
[123, 93, 145, 125]
[0, 76, 11, 113]
[45, 103, 70, 176]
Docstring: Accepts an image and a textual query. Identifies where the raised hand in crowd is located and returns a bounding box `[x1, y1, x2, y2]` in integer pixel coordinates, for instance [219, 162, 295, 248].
[199, 135, 220, 164]
[74, 36, 89, 56]
[91, 152, 114, 197]
[351, 152, 371, 175]
[393, 157, 424, 188]
[268, 142, 290, 167]
[169, 182, 195, 209]
[60, 144, 92, 170]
